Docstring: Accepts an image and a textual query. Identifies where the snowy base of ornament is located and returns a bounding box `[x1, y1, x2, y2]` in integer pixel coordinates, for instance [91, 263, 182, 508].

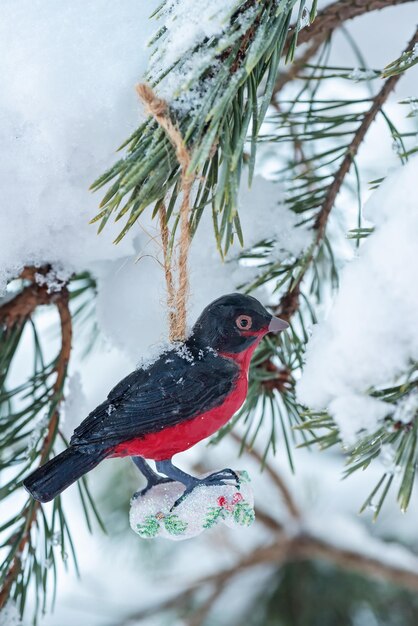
[129, 470, 254, 540]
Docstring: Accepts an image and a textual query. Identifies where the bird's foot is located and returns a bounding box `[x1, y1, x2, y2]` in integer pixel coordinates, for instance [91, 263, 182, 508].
[132, 476, 174, 500]
[171, 468, 240, 509]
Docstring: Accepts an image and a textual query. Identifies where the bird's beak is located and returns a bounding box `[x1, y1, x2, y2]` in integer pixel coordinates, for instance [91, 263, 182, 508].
[268, 315, 289, 333]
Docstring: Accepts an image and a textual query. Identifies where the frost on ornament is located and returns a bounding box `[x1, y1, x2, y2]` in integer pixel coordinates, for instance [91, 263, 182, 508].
[130, 471, 254, 540]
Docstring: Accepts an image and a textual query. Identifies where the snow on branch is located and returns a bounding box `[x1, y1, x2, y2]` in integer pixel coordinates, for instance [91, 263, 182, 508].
[297, 156, 418, 515]
[91, 0, 299, 253]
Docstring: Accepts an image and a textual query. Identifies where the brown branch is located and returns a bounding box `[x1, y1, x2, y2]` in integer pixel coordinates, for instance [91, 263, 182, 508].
[195, 533, 418, 594]
[254, 507, 283, 532]
[284, 0, 414, 56]
[261, 361, 292, 394]
[297, 535, 418, 591]
[0, 266, 53, 327]
[314, 25, 418, 236]
[122, 529, 418, 625]
[0, 277, 72, 610]
[274, 0, 415, 110]
[274, 25, 418, 321]
[230, 431, 301, 520]
[185, 582, 224, 626]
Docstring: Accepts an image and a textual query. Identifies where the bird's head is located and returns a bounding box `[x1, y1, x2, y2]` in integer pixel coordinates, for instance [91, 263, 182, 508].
[189, 293, 289, 355]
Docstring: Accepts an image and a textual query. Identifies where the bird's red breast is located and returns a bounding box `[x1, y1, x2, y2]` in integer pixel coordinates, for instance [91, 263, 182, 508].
[111, 340, 261, 461]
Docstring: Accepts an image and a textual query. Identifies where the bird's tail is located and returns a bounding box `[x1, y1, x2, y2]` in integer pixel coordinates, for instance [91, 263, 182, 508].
[23, 447, 107, 503]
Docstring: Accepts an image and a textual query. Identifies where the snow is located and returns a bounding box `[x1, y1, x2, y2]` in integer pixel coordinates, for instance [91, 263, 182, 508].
[297, 157, 418, 442]
[0, 0, 160, 293]
[51, 532, 62, 547]
[34, 267, 69, 293]
[305, 513, 418, 573]
[0, 0, 307, 360]
[148, 0, 253, 109]
[238, 176, 310, 258]
[95, 176, 298, 361]
[0, 602, 22, 626]
[154, 0, 236, 68]
[328, 395, 390, 445]
[348, 68, 379, 82]
[393, 390, 418, 424]
[62, 373, 88, 435]
[1, 2, 417, 624]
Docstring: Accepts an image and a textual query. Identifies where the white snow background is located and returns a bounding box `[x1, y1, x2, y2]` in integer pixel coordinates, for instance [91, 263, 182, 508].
[0, 0, 417, 624]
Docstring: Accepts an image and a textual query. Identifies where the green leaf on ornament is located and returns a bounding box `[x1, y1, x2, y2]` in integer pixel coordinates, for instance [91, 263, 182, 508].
[238, 470, 251, 485]
[233, 502, 255, 527]
[203, 506, 227, 530]
[136, 516, 160, 538]
[163, 514, 188, 535]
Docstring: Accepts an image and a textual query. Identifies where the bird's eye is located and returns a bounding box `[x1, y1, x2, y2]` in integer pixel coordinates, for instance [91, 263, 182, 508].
[236, 315, 252, 330]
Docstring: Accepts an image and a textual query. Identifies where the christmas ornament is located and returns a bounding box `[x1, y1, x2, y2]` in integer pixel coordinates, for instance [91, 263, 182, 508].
[23, 293, 288, 518]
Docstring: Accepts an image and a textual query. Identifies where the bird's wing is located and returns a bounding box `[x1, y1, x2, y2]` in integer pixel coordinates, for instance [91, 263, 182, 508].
[70, 352, 239, 449]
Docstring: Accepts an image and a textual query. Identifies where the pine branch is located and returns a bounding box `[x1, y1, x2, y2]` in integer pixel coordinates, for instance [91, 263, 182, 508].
[284, 0, 415, 54]
[0, 280, 71, 610]
[229, 28, 418, 463]
[276, 25, 418, 322]
[299, 371, 418, 516]
[0, 269, 101, 619]
[0, 266, 55, 325]
[275, 37, 324, 94]
[314, 26, 418, 237]
[382, 41, 418, 77]
[91, 0, 299, 253]
[275, 0, 415, 98]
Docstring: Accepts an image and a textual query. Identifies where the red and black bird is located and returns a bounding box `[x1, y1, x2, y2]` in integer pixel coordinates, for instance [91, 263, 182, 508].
[24, 293, 288, 504]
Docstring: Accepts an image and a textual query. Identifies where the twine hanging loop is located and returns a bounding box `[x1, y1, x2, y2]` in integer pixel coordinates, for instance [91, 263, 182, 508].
[136, 83, 193, 343]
